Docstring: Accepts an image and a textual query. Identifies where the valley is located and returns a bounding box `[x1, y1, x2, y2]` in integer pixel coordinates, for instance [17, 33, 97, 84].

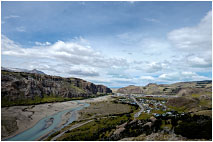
[2, 1, 212, 141]
[44, 92, 212, 141]
[1, 70, 212, 141]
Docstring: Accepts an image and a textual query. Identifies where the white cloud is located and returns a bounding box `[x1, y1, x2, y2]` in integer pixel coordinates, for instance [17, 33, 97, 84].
[168, 11, 212, 52]
[128, 1, 135, 4]
[35, 41, 51, 46]
[1, 35, 25, 56]
[67, 68, 99, 77]
[2, 11, 212, 88]
[158, 71, 210, 82]
[4, 15, 20, 19]
[146, 62, 167, 73]
[140, 76, 155, 80]
[187, 56, 212, 68]
[134, 61, 169, 73]
[2, 35, 129, 78]
[144, 18, 160, 23]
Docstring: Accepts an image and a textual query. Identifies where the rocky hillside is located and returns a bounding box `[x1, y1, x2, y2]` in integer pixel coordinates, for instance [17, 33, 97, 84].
[1, 70, 112, 106]
[1, 67, 46, 75]
[117, 81, 212, 95]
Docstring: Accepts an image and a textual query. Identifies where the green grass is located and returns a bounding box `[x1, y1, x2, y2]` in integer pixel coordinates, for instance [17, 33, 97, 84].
[47, 101, 137, 141]
[45, 120, 87, 141]
[193, 110, 212, 117]
[151, 109, 166, 114]
[166, 105, 186, 113]
[160, 120, 172, 130]
[191, 94, 202, 98]
[57, 115, 130, 141]
[199, 99, 212, 108]
[2, 94, 92, 107]
[137, 113, 151, 120]
[79, 101, 132, 120]
[137, 97, 167, 101]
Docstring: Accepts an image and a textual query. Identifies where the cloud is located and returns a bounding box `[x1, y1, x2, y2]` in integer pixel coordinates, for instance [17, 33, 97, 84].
[35, 41, 51, 46]
[2, 10, 212, 88]
[168, 11, 212, 52]
[187, 55, 212, 68]
[140, 76, 155, 80]
[128, 1, 135, 4]
[67, 68, 99, 77]
[145, 62, 167, 73]
[1, 35, 25, 56]
[158, 71, 210, 82]
[134, 61, 168, 73]
[166, 10, 212, 73]
[144, 18, 160, 23]
[16, 26, 26, 32]
[2, 35, 128, 77]
[4, 15, 20, 19]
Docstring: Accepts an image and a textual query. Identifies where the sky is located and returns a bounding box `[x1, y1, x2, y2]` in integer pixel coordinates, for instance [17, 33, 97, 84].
[1, 1, 212, 88]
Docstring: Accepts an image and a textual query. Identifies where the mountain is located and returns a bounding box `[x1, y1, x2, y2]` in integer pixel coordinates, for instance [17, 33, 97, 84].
[1, 70, 112, 106]
[28, 69, 46, 75]
[1, 67, 45, 75]
[117, 81, 212, 95]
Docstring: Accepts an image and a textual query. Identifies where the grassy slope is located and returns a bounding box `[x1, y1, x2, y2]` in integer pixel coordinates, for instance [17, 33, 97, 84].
[46, 100, 136, 141]
[57, 115, 130, 141]
[2, 95, 83, 107]
[2, 94, 109, 107]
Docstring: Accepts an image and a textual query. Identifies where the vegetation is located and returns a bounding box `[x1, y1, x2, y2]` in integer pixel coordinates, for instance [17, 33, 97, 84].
[193, 110, 212, 117]
[79, 101, 132, 120]
[166, 105, 186, 113]
[57, 114, 130, 141]
[137, 113, 152, 120]
[160, 120, 172, 129]
[174, 115, 212, 139]
[137, 97, 167, 101]
[44, 97, 212, 141]
[2, 94, 108, 107]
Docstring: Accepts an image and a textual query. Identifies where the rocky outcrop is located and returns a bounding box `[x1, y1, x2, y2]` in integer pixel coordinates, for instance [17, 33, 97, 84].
[1, 70, 112, 103]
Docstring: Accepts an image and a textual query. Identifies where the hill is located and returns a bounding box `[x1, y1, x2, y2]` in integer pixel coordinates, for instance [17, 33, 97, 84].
[117, 81, 212, 95]
[1, 70, 112, 107]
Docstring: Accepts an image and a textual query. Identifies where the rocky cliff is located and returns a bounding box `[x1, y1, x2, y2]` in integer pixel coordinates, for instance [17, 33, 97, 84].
[1, 70, 112, 106]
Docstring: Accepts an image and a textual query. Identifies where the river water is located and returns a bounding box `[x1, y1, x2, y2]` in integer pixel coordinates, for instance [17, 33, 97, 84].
[6, 101, 90, 141]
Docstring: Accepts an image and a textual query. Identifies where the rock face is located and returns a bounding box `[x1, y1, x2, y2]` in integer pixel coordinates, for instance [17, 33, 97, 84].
[117, 81, 212, 95]
[1, 70, 112, 103]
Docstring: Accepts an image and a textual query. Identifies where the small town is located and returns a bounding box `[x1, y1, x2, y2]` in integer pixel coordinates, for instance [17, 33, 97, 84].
[116, 94, 185, 118]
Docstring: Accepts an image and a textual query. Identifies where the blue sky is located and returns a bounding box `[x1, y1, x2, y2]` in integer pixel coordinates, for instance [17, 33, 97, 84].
[1, 1, 212, 88]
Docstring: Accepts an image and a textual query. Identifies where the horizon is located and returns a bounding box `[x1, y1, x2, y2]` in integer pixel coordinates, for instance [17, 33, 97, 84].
[1, 66, 212, 89]
[1, 1, 212, 88]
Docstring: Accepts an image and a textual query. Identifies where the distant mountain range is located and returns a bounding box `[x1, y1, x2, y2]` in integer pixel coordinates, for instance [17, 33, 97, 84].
[117, 81, 212, 95]
[1, 67, 46, 75]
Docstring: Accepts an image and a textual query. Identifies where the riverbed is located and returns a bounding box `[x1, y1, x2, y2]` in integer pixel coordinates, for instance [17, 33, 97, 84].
[2, 95, 112, 141]
[5, 102, 89, 141]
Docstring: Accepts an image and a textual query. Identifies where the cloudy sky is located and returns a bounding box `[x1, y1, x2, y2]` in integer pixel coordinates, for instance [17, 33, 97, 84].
[1, 1, 212, 88]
